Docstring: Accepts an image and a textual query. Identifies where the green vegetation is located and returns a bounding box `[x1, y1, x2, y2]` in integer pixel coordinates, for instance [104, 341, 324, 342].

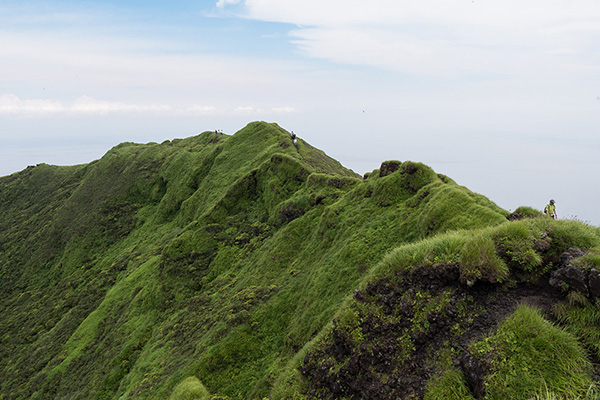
[424, 369, 475, 400]
[471, 305, 593, 400]
[1, 121, 598, 400]
[289, 218, 600, 399]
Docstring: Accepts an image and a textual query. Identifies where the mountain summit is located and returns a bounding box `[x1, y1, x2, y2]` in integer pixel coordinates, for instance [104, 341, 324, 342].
[1, 122, 599, 399]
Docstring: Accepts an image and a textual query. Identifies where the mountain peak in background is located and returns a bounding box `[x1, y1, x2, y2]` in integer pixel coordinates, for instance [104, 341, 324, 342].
[1, 122, 599, 399]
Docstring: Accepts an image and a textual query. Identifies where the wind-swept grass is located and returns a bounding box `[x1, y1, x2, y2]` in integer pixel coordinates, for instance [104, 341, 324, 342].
[555, 298, 600, 359]
[424, 369, 476, 400]
[471, 305, 593, 400]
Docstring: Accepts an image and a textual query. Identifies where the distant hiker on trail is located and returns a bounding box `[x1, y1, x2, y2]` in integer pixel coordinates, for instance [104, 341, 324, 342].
[544, 199, 557, 219]
[290, 131, 298, 151]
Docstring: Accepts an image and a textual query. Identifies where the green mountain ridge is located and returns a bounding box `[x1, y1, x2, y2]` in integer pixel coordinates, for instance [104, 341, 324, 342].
[0, 121, 599, 400]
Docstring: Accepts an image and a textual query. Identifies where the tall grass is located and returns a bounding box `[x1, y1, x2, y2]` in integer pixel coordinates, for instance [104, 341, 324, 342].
[471, 305, 593, 400]
[459, 232, 508, 283]
[555, 299, 600, 359]
[424, 369, 476, 400]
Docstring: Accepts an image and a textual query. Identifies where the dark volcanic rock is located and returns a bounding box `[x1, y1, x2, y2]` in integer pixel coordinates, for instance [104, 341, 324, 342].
[506, 212, 524, 221]
[549, 248, 598, 297]
[550, 266, 589, 296]
[379, 161, 402, 177]
[588, 269, 600, 298]
[280, 204, 305, 224]
[559, 248, 586, 267]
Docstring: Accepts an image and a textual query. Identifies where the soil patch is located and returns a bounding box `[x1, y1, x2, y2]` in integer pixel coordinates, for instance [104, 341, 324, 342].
[301, 265, 566, 400]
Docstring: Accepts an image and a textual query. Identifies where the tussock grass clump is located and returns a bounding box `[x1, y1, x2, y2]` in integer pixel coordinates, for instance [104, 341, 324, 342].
[413, 184, 507, 237]
[168, 377, 210, 400]
[471, 305, 593, 400]
[546, 220, 600, 256]
[305, 172, 361, 189]
[459, 233, 508, 284]
[424, 369, 476, 400]
[492, 222, 544, 273]
[529, 383, 600, 400]
[514, 205, 545, 219]
[374, 231, 465, 278]
[555, 299, 600, 359]
[375, 222, 545, 287]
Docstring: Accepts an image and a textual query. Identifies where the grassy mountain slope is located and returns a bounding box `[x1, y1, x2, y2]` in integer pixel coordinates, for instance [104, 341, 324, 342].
[292, 218, 600, 399]
[0, 121, 598, 400]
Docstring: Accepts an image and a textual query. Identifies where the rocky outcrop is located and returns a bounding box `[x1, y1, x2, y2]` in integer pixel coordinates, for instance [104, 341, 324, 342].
[378, 161, 402, 177]
[549, 248, 600, 299]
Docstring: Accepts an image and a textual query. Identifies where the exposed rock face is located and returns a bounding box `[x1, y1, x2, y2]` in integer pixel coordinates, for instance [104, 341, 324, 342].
[549, 248, 600, 299]
[550, 265, 590, 296]
[559, 248, 586, 267]
[589, 269, 600, 298]
[379, 161, 402, 177]
[506, 212, 524, 221]
[400, 162, 419, 175]
[534, 236, 552, 253]
[280, 204, 305, 224]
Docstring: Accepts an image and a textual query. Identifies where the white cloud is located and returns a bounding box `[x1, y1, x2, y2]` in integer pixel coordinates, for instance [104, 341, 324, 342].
[216, 0, 241, 9]
[0, 94, 172, 116]
[290, 27, 434, 74]
[70, 96, 173, 115]
[0, 28, 316, 111]
[0, 94, 296, 118]
[228, 0, 600, 78]
[233, 105, 297, 115]
[240, 0, 600, 28]
[184, 105, 222, 115]
[0, 93, 64, 115]
[270, 106, 297, 113]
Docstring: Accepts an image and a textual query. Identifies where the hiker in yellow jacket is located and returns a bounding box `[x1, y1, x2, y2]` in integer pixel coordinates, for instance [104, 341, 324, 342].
[544, 199, 557, 219]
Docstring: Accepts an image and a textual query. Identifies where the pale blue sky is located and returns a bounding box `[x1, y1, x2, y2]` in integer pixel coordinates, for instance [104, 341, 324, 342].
[1, 0, 599, 225]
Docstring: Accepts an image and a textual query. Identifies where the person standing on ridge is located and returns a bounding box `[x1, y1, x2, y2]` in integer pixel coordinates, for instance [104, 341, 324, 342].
[544, 199, 557, 219]
[290, 131, 298, 151]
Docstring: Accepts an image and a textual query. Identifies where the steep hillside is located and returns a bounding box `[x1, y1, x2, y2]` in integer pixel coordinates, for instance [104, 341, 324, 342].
[289, 218, 600, 399]
[0, 121, 597, 400]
